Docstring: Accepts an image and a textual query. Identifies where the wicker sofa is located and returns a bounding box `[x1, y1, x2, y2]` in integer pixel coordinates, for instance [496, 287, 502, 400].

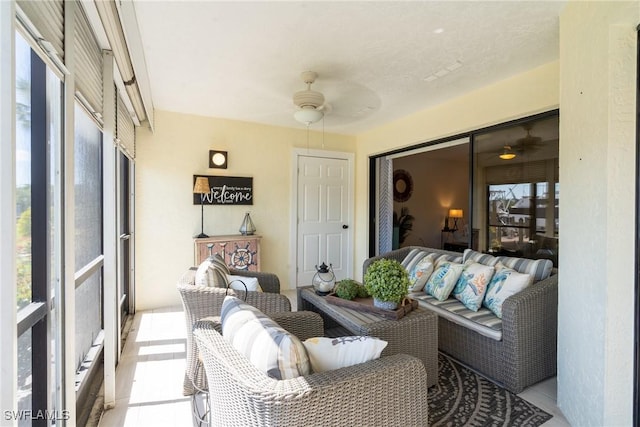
[363, 246, 558, 394]
[193, 317, 429, 427]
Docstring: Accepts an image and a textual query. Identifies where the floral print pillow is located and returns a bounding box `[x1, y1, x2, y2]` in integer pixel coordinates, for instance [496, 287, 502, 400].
[452, 261, 495, 311]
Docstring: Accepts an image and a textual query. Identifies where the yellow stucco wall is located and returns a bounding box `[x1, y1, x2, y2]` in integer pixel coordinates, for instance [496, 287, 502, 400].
[135, 111, 355, 309]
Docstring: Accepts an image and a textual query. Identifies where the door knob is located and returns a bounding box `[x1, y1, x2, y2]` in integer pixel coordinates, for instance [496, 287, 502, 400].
[342, 225, 349, 229]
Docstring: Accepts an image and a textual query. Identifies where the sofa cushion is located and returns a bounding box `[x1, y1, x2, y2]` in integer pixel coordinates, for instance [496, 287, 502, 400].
[495, 255, 552, 282]
[401, 249, 437, 292]
[462, 249, 499, 267]
[302, 336, 387, 373]
[452, 261, 495, 312]
[195, 253, 230, 288]
[221, 296, 310, 379]
[483, 263, 534, 318]
[424, 259, 465, 301]
[411, 292, 503, 341]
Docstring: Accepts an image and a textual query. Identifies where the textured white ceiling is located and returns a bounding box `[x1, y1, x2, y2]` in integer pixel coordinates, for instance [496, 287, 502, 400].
[132, 1, 565, 135]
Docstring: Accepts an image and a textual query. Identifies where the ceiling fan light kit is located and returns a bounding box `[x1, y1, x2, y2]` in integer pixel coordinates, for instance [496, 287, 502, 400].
[293, 71, 325, 125]
[294, 107, 324, 125]
[499, 145, 516, 160]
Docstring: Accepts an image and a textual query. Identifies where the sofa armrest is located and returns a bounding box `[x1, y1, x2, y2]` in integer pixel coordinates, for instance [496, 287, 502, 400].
[362, 247, 413, 276]
[500, 273, 558, 393]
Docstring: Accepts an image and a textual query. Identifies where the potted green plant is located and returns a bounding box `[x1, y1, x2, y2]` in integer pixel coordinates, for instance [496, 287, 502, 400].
[364, 258, 410, 310]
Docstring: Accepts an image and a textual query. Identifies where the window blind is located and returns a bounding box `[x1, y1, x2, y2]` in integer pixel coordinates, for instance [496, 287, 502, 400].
[17, 0, 64, 59]
[73, 2, 103, 119]
[116, 94, 135, 159]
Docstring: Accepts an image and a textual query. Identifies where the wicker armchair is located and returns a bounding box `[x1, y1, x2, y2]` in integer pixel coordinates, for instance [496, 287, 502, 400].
[177, 268, 292, 396]
[193, 318, 429, 427]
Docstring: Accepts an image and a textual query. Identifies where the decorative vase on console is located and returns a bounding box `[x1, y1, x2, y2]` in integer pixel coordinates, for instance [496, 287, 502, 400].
[239, 212, 256, 235]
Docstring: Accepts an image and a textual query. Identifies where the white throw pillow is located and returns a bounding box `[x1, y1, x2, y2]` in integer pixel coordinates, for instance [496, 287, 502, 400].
[194, 253, 230, 288]
[302, 336, 388, 373]
[483, 263, 534, 318]
[225, 274, 262, 292]
[221, 296, 310, 380]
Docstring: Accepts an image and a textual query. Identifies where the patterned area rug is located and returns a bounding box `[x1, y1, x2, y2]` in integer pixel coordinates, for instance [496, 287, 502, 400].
[429, 353, 552, 427]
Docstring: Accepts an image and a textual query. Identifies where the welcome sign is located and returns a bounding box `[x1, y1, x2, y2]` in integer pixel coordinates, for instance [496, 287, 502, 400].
[193, 175, 253, 205]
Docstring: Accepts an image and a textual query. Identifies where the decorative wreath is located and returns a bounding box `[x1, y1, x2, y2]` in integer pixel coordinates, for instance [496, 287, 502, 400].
[393, 169, 413, 202]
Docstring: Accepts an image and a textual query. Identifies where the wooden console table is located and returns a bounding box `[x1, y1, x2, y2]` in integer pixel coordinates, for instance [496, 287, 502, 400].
[194, 235, 261, 271]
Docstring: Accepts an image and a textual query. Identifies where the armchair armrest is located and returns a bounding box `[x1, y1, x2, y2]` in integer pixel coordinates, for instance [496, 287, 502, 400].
[269, 311, 324, 341]
[229, 268, 281, 293]
[500, 273, 558, 393]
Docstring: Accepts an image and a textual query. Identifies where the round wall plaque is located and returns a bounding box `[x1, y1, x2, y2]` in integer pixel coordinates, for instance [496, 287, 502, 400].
[393, 169, 413, 202]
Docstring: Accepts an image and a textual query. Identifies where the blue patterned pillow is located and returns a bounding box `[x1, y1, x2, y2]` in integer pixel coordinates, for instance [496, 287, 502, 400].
[425, 260, 465, 301]
[452, 261, 495, 311]
[483, 263, 534, 318]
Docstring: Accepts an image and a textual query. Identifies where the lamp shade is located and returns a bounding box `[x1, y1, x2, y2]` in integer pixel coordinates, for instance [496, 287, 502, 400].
[294, 107, 323, 125]
[193, 177, 210, 194]
[448, 209, 463, 219]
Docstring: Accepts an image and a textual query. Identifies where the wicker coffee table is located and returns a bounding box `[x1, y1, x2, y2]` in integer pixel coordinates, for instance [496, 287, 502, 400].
[298, 287, 438, 387]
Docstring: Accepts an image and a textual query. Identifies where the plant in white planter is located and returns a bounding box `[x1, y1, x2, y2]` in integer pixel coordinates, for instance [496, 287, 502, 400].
[364, 259, 410, 310]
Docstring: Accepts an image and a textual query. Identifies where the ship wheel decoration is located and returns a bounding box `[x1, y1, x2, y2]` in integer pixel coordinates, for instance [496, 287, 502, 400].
[230, 242, 257, 270]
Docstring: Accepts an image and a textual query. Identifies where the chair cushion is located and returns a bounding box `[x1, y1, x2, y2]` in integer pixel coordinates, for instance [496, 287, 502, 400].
[302, 336, 387, 373]
[483, 263, 534, 318]
[195, 253, 230, 288]
[401, 249, 437, 292]
[221, 296, 310, 379]
[425, 259, 465, 301]
[452, 261, 495, 312]
[226, 274, 262, 292]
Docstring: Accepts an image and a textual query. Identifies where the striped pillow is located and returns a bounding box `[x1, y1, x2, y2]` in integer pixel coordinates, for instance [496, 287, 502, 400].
[195, 253, 230, 288]
[401, 249, 437, 292]
[221, 296, 310, 380]
[462, 249, 499, 267]
[495, 256, 553, 282]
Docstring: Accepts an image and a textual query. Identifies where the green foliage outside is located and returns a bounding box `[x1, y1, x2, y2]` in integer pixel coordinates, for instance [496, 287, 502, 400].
[16, 206, 31, 310]
[364, 258, 410, 304]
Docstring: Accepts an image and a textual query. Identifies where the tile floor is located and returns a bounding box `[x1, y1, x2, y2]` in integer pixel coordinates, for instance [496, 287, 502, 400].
[97, 289, 570, 426]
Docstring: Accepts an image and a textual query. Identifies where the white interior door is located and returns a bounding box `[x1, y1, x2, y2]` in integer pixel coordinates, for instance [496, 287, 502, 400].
[296, 155, 351, 286]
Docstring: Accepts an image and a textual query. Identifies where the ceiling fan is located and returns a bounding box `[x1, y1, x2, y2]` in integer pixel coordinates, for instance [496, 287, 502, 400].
[496, 124, 544, 160]
[292, 71, 330, 126]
